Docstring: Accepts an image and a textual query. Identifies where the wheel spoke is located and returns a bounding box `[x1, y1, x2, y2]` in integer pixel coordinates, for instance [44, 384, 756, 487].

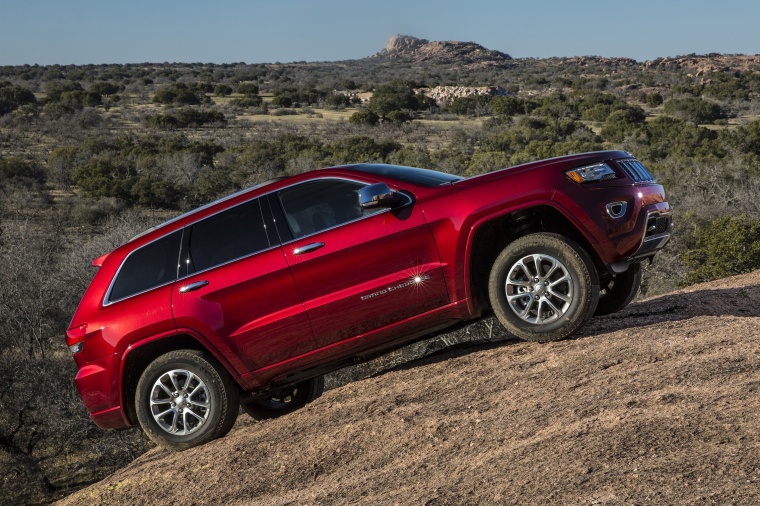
[156, 382, 173, 398]
[154, 407, 174, 419]
[549, 274, 571, 288]
[168, 371, 182, 392]
[185, 409, 203, 427]
[548, 289, 571, 304]
[543, 258, 560, 279]
[169, 411, 179, 433]
[543, 297, 562, 316]
[188, 397, 209, 408]
[535, 299, 545, 324]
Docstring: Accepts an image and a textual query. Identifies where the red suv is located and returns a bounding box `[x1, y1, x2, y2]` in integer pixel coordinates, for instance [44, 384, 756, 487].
[67, 150, 672, 449]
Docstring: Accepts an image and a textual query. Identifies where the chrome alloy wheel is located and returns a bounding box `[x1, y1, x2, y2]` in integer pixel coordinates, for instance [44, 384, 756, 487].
[149, 369, 211, 436]
[505, 253, 574, 325]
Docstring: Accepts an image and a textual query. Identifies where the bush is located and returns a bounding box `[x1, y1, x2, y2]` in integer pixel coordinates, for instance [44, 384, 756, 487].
[664, 97, 726, 124]
[366, 80, 429, 121]
[0, 84, 37, 115]
[229, 95, 263, 108]
[681, 215, 760, 285]
[271, 95, 293, 108]
[236, 82, 260, 95]
[153, 83, 208, 105]
[0, 157, 46, 189]
[214, 84, 233, 97]
[349, 108, 379, 125]
[646, 93, 664, 107]
[146, 108, 227, 129]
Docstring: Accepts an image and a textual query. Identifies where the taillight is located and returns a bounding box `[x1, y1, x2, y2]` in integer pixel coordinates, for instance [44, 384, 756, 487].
[66, 324, 88, 353]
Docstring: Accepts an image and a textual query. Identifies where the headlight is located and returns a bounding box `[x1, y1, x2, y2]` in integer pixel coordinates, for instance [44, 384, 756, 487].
[565, 163, 617, 183]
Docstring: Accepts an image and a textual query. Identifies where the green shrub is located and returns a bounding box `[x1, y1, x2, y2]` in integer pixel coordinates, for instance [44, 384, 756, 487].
[681, 215, 760, 285]
[664, 97, 726, 124]
[349, 108, 379, 125]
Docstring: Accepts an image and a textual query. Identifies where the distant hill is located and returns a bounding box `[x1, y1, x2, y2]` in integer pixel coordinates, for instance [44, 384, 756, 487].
[369, 34, 512, 68]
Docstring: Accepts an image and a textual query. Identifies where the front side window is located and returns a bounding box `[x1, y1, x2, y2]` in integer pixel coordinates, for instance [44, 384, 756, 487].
[109, 230, 182, 303]
[277, 179, 380, 239]
[187, 198, 270, 273]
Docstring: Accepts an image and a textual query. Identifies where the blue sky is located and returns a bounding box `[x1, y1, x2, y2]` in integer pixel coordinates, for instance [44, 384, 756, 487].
[1, 0, 758, 65]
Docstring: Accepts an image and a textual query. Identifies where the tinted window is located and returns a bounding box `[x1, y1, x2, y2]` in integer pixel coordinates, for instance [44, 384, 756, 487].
[109, 230, 182, 302]
[188, 199, 270, 272]
[277, 179, 377, 239]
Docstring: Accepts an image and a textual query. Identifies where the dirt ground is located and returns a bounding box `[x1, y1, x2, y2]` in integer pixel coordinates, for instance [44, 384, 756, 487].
[57, 271, 760, 505]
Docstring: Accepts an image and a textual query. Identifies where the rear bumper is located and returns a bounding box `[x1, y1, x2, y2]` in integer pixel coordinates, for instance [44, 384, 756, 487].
[74, 352, 131, 429]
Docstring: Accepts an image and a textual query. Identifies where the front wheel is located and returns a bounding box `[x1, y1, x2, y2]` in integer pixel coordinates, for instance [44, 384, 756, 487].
[595, 263, 642, 316]
[135, 350, 239, 451]
[241, 376, 324, 421]
[488, 233, 599, 342]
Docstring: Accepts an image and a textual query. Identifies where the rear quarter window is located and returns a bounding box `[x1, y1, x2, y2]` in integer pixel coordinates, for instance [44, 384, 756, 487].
[108, 230, 182, 303]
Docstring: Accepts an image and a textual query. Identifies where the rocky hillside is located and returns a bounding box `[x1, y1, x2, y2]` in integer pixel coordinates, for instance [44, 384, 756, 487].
[56, 271, 760, 505]
[371, 35, 512, 67]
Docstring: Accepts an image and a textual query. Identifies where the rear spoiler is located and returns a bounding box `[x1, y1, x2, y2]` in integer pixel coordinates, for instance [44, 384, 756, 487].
[92, 252, 110, 267]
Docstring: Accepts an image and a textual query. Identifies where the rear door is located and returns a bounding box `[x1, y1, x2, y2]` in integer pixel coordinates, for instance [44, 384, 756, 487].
[171, 197, 315, 374]
[270, 178, 450, 350]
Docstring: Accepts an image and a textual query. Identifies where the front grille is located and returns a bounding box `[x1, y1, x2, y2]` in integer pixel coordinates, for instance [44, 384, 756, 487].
[646, 214, 671, 238]
[618, 159, 655, 183]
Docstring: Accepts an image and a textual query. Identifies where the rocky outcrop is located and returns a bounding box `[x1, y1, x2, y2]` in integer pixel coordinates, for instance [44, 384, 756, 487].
[644, 54, 760, 73]
[426, 85, 511, 104]
[373, 35, 512, 68]
[384, 35, 428, 54]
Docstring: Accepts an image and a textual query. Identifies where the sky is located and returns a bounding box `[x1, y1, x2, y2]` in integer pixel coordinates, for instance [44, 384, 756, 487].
[1, 0, 758, 66]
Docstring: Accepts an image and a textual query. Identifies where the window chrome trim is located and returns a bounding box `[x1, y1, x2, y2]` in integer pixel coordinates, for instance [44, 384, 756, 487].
[127, 177, 285, 243]
[102, 175, 411, 306]
[176, 243, 282, 281]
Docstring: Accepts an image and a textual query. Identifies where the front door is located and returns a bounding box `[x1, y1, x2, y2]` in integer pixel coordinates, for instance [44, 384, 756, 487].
[271, 178, 450, 350]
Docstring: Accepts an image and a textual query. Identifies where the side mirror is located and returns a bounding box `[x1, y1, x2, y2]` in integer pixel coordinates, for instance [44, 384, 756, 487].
[359, 183, 401, 209]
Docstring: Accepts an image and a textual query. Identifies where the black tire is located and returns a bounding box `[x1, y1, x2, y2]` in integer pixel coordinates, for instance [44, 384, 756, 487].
[594, 263, 642, 316]
[241, 376, 324, 421]
[488, 233, 599, 343]
[135, 350, 239, 451]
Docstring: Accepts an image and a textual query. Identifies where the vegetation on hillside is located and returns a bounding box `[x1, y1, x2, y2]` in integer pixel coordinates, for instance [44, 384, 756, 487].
[1, 53, 759, 505]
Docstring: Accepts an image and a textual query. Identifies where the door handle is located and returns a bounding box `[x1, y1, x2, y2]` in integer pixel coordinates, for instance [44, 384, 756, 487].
[179, 280, 209, 293]
[293, 242, 325, 255]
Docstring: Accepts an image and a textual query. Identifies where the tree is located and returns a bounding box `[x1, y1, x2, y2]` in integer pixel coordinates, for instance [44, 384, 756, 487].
[366, 80, 429, 121]
[236, 82, 259, 95]
[349, 108, 379, 125]
[89, 82, 121, 96]
[214, 84, 233, 97]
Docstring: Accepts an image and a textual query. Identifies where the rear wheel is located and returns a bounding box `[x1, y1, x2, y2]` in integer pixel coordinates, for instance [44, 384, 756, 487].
[241, 376, 324, 421]
[595, 263, 642, 316]
[488, 233, 599, 342]
[135, 350, 239, 451]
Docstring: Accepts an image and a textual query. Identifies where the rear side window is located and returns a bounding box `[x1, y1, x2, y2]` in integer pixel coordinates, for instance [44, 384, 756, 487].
[108, 230, 182, 303]
[187, 198, 270, 273]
